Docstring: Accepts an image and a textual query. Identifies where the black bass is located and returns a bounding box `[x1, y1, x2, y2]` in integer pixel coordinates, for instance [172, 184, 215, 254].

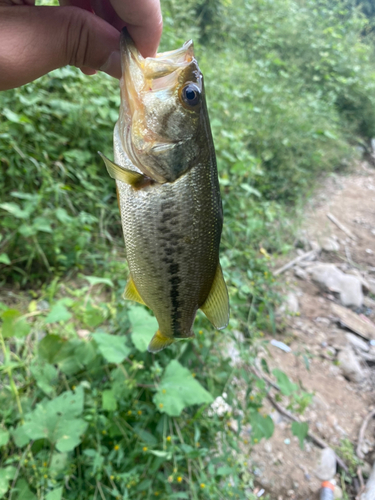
[100, 29, 229, 353]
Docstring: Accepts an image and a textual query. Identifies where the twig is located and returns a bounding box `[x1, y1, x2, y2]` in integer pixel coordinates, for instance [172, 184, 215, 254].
[252, 366, 349, 472]
[357, 409, 375, 460]
[266, 393, 348, 473]
[273, 250, 316, 276]
[327, 212, 357, 241]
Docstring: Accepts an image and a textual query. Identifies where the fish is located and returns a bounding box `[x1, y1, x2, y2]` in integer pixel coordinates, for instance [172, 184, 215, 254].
[99, 28, 229, 353]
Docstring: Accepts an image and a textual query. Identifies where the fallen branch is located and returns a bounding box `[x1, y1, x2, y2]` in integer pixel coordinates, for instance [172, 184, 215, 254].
[327, 212, 357, 241]
[252, 366, 349, 473]
[273, 250, 316, 276]
[266, 393, 348, 473]
[357, 409, 375, 460]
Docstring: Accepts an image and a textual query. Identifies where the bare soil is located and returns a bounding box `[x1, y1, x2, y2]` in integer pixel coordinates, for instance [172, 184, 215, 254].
[249, 162, 375, 499]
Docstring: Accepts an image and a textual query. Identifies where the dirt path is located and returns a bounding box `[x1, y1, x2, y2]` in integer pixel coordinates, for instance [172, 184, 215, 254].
[250, 162, 375, 499]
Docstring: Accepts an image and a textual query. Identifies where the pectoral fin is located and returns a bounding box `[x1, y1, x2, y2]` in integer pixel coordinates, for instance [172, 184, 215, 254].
[123, 277, 146, 305]
[201, 264, 230, 329]
[98, 152, 149, 188]
[148, 330, 175, 353]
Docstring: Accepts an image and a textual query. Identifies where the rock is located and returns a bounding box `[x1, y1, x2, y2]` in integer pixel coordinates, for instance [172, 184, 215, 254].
[339, 275, 364, 308]
[285, 292, 299, 314]
[309, 263, 363, 307]
[309, 240, 321, 253]
[346, 333, 369, 352]
[322, 237, 340, 252]
[294, 266, 308, 280]
[366, 248, 374, 255]
[337, 346, 365, 383]
[264, 441, 272, 454]
[334, 486, 343, 499]
[315, 447, 336, 481]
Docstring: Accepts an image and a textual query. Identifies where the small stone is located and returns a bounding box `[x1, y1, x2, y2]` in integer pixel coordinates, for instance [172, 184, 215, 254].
[309, 240, 321, 253]
[286, 490, 294, 497]
[366, 249, 374, 255]
[322, 237, 340, 252]
[346, 333, 369, 352]
[285, 292, 299, 314]
[334, 486, 343, 499]
[264, 441, 272, 453]
[337, 346, 365, 383]
[37, 300, 49, 311]
[315, 447, 337, 481]
[284, 438, 291, 445]
[294, 266, 308, 280]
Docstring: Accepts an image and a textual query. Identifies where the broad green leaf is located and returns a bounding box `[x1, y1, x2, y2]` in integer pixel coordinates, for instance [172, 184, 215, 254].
[44, 301, 72, 324]
[0, 473, 9, 499]
[102, 389, 117, 412]
[84, 276, 114, 288]
[92, 332, 130, 364]
[0, 254, 10, 265]
[1, 309, 30, 338]
[272, 369, 298, 396]
[30, 362, 58, 396]
[45, 487, 63, 500]
[134, 428, 157, 446]
[129, 306, 158, 352]
[21, 386, 87, 452]
[13, 479, 37, 500]
[250, 411, 274, 442]
[0, 429, 9, 447]
[83, 302, 106, 328]
[153, 360, 213, 416]
[38, 335, 66, 364]
[50, 453, 68, 473]
[0, 202, 30, 219]
[12, 425, 30, 447]
[149, 450, 172, 459]
[291, 421, 309, 449]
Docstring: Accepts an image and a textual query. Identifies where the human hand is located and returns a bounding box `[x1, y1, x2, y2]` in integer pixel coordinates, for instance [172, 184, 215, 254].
[0, 0, 162, 90]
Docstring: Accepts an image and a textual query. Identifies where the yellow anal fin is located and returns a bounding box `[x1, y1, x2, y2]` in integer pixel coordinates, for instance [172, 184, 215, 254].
[148, 330, 175, 353]
[98, 152, 151, 189]
[123, 277, 146, 305]
[201, 263, 230, 329]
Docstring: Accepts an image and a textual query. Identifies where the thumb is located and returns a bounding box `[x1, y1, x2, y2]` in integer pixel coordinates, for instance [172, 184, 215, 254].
[0, 6, 121, 90]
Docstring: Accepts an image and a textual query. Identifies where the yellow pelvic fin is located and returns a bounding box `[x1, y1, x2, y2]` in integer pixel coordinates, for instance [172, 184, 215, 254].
[123, 277, 146, 305]
[98, 152, 148, 188]
[201, 263, 230, 330]
[148, 330, 175, 353]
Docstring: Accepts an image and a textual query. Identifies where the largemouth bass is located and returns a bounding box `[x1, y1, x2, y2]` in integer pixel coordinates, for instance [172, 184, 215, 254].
[100, 29, 229, 353]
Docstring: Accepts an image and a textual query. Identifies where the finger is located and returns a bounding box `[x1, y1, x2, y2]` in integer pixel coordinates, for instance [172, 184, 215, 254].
[0, 6, 121, 90]
[105, 0, 163, 57]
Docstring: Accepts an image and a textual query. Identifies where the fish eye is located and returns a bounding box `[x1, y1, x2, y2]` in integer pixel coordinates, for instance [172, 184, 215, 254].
[181, 83, 200, 107]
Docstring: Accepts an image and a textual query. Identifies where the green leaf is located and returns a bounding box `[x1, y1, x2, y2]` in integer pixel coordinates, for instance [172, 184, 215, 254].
[0, 254, 10, 265]
[84, 276, 113, 288]
[38, 335, 66, 364]
[13, 479, 37, 500]
[30, 362, 58, 396]
[0, 202, 30, 219]
[92, 332, 130, 364]
[12, 425, 30, 447]
[102, 389, 117, 412]
[129, 306, 158, 352]
[45, 488, 63, 500]
[44, 301, 72, 324]
[272, 369, 298, 396]
[1, 309, 30, 338]
[21, 386, 87, 452]
[153, 360, 213, 416]
[83, 302, 106, 329]
[0, 429, 9, 448]
[291, 421, 309, 449]
[250, 411, 274, 442]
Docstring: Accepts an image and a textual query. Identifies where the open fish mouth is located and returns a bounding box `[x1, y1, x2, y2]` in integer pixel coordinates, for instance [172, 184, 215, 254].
[118, 28, 203, 183]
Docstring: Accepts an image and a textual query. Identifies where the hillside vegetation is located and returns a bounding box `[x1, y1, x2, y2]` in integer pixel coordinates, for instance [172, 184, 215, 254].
[0, 0, 374, 498]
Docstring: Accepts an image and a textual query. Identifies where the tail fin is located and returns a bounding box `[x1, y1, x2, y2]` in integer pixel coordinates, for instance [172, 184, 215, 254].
[148, 330, 175, 353]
